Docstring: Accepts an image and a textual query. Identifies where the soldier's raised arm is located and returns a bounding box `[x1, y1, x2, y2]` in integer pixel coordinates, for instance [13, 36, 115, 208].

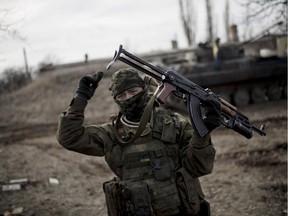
[56, 71, 110, 156]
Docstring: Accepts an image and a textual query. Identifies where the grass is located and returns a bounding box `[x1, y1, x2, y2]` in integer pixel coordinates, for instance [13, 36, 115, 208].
[0, 62, 123, 125]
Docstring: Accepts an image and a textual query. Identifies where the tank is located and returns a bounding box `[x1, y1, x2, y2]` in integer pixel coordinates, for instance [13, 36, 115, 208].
[175, 35, 287, 107]
[138, 22, 287, 107]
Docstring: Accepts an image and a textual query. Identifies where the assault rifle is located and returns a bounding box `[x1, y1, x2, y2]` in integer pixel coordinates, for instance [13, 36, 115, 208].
[106, 45, 266, 139]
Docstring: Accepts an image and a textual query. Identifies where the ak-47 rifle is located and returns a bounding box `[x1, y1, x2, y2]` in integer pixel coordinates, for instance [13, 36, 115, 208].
[106, 45, 266, 139]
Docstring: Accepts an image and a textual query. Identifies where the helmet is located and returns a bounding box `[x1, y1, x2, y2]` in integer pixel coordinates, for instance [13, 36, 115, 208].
[109, 68, 145, 98]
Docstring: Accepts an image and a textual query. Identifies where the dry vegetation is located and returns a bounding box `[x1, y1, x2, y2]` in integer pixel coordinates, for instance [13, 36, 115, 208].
[0, 62, 287, 216]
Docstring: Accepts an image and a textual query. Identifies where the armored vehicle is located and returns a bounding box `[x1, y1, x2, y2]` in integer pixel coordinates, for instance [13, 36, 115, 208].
[142, 32, 287, 107]
[176, 34, 287, 106]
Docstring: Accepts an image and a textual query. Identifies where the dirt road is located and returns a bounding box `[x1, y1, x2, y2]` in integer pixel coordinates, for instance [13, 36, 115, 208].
[0, 98, 287, 216]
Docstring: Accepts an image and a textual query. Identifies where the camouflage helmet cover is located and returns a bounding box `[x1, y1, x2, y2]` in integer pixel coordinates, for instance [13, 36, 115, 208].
[110, 68, 145, 98]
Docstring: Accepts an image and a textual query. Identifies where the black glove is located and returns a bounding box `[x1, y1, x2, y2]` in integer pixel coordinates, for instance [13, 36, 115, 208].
[203, 98, 222, 132]
[76, 71, 103, 100]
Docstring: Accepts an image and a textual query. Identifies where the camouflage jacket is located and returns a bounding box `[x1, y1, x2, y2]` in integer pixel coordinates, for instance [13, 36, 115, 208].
[56, 97, 216, 214]
[57, 96, 215, 175]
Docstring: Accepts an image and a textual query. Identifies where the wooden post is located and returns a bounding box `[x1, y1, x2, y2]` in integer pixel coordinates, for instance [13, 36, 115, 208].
[23, 47, 29, 73]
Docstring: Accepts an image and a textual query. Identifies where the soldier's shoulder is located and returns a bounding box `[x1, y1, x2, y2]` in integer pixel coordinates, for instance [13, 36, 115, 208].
[89, 122, 113, 132]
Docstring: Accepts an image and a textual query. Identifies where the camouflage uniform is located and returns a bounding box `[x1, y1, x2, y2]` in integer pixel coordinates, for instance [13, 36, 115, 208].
[56, 68, 216, 216]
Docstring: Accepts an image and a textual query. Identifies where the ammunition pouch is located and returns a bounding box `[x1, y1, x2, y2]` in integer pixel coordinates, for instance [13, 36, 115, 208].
[176, 167, 207, 215]
[198, 199, 211, 216]
[103, 178, 154, 216]
[103, 178, 125, 216]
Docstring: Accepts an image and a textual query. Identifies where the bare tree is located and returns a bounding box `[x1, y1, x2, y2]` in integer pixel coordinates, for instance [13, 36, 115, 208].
[205, 0, 214, 43]
[179, 0, 197, 47]
[0, 67, 32, 94]
[224, 0, 230, 42]
[239, 0, 287, 34]
[241, 2, 255, 41]
[0, 8, 25, 42]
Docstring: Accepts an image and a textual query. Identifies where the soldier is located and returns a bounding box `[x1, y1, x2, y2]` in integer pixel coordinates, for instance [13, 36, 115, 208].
[56, 68, 221, 216]
[212, 38, 221, 70]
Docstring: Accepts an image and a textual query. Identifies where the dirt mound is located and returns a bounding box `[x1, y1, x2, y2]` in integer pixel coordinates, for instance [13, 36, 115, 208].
[0, 66, 118, 125]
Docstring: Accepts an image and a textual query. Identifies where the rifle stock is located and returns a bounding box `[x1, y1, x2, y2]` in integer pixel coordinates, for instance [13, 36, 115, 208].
[106, 44, 266, 139]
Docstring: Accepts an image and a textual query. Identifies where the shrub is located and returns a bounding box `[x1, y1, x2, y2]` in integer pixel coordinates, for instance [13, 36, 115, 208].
[0, 67, 32, 94]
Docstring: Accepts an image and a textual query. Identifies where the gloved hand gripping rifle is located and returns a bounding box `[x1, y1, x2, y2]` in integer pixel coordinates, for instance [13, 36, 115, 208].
[107, 45, 266, 139]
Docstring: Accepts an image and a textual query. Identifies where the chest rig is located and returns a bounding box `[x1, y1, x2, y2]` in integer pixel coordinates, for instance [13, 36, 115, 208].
[104, 109, 183, 215]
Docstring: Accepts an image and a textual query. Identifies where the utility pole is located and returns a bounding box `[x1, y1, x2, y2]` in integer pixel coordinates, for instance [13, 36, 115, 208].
[23, 47, 29, 73]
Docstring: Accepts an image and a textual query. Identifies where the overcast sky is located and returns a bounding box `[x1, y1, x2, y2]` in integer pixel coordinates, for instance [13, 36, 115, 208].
[0, 0, 245, 73]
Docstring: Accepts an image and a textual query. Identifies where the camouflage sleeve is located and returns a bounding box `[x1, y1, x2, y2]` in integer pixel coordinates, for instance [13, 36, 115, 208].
[56, 97, 113, 156]
[178, 118, 216, 177]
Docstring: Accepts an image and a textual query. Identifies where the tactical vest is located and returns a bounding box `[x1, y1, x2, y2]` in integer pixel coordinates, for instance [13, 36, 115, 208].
[103, 109, 204, 216]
